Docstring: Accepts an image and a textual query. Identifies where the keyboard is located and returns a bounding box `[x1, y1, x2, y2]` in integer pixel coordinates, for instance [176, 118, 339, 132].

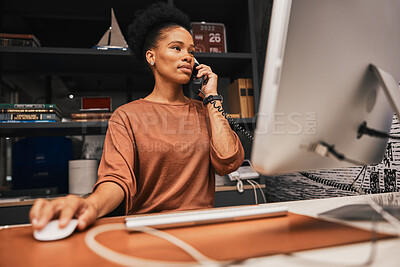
[125, 205, 288, 229]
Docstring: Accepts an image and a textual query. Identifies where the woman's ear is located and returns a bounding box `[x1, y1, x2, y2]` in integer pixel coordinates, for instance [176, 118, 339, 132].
[145, 50, 155, 67]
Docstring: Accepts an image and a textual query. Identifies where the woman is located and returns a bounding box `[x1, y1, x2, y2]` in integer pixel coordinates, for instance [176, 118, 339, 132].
[30, 3, 244, 231]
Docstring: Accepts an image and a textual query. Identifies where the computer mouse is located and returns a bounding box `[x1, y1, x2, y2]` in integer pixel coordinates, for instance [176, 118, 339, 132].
[33, 219, 78, 241]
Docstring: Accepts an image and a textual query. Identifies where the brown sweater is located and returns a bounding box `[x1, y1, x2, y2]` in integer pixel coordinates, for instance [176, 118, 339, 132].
[94, 98, 244, 215]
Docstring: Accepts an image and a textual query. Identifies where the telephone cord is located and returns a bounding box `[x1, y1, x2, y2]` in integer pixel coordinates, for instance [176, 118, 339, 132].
[210, 100, 254, 142]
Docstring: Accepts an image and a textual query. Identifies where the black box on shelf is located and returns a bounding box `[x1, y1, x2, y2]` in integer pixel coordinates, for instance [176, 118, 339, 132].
[12, 137, 74, 194]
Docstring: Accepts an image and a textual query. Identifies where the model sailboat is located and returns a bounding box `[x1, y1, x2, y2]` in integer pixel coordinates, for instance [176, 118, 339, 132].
[94, 8, 129, 51]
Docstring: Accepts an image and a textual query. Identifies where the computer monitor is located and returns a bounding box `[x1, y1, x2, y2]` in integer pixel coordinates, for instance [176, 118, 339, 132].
[251, 0, 400, 175]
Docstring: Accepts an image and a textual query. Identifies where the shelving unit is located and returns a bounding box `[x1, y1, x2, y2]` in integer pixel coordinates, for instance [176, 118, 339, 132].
[0, 0, 261, 195]
[0, 0, 260, 134]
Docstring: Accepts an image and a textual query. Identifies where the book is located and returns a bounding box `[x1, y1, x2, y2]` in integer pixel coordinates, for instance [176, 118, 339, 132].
[228, 114, 241, 119]
[80, 97, 111, 112]
[0, 38, 39, 47]
[0, 113, 57, 121]
[71, 119, 109, 122]
[0, 120, 56, 123]
[0, 108, 58, 114]
[246, 79, 255, 118]
[227, 79, 249, 118]
[0, 103, 57, 109]
[0, 33, 41, 46]
[71, 112, 112, 120]
[78, 108, 111, 113]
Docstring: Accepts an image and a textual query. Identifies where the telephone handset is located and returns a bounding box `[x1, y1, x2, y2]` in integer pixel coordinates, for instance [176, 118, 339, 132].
[188, 58, 254, 142]
[188, 59, 205, 97]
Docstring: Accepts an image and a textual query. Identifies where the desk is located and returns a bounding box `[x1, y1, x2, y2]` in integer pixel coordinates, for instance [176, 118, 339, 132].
[244, 193, 400, 266]
[0, 193, 399, 266]
[0, 184, 266, 225]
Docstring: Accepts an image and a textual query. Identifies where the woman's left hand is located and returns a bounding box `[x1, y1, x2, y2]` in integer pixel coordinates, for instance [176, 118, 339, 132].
[195, 64, 218, 98]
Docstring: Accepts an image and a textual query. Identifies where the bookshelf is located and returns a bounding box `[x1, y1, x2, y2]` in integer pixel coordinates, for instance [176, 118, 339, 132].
[0, 0, 260, 134]
[0, 0, 262, 193]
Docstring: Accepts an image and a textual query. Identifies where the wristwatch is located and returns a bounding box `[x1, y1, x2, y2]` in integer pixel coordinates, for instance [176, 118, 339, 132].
[203, 95, 223, 106]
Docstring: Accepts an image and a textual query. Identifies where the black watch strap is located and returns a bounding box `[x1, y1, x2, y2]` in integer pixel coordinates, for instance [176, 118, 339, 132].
[203, 95, 223, 106]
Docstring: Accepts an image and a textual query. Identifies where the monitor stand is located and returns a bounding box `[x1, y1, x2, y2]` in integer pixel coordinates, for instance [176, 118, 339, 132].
[370, 64, 400, 119]
[310, 65, 399, 161]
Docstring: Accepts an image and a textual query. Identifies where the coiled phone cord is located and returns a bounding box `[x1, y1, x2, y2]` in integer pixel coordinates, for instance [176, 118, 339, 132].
[209, 100, 254, 142]
[197, 86, 254, 142]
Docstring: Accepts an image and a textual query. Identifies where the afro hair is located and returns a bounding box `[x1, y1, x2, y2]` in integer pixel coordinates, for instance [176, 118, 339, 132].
[128, 2, 191, 62]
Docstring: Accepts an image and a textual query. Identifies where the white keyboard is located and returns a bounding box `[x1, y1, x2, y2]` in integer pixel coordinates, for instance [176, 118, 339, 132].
[125, 205, 288, 230]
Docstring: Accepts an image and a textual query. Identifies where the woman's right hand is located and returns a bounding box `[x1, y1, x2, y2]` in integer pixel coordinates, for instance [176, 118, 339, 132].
[29, 194, 98, 231]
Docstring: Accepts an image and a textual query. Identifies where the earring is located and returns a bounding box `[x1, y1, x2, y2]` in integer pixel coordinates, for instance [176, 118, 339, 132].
[150, 61, 154, 66]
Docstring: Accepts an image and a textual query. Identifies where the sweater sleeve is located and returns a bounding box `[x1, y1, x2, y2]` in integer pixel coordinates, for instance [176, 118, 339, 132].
[93, 114, 137, 214]
[210, 131, 245, 176]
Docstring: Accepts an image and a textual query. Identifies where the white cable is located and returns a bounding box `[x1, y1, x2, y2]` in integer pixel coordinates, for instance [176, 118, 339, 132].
[246, 179, 258, 204]
[251, 180, 267, 203]
[235, 177, 244, 193]
[85, 223, 226, 267]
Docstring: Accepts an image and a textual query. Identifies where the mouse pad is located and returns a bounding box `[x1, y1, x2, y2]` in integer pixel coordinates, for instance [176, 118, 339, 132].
[0, 212, 393, 266]
[94, 212, 392, 262]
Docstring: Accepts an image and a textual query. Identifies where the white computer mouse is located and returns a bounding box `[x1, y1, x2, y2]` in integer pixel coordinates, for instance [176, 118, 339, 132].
[33, 219, 78, 241]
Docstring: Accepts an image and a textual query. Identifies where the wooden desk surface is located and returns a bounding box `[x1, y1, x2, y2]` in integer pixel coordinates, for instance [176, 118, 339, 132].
[0, 184, 264, 208]
[0, 199, 394, 267]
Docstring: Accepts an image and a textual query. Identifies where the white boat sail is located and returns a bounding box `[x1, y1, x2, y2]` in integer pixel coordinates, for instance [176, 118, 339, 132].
[95, 8, 128, 51]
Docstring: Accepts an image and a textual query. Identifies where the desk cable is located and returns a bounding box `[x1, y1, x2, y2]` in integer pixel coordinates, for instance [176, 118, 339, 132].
[85, 223, 229, 267]
[246, 179, 258, 204]
[251, 179, 267, 204]
[246, 179, 267, 204]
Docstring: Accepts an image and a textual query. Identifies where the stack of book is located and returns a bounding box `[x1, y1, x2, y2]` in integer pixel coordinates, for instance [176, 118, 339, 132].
[71, 112, 112, 122]
[227, 78, 255, 118]
[0, 33, 41, 47]
[0, 104, 61, 123]
[71, 97, 112, 122]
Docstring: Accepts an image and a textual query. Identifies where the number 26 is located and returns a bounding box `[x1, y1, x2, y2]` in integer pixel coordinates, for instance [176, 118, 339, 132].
[209, 33, 221, 43]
